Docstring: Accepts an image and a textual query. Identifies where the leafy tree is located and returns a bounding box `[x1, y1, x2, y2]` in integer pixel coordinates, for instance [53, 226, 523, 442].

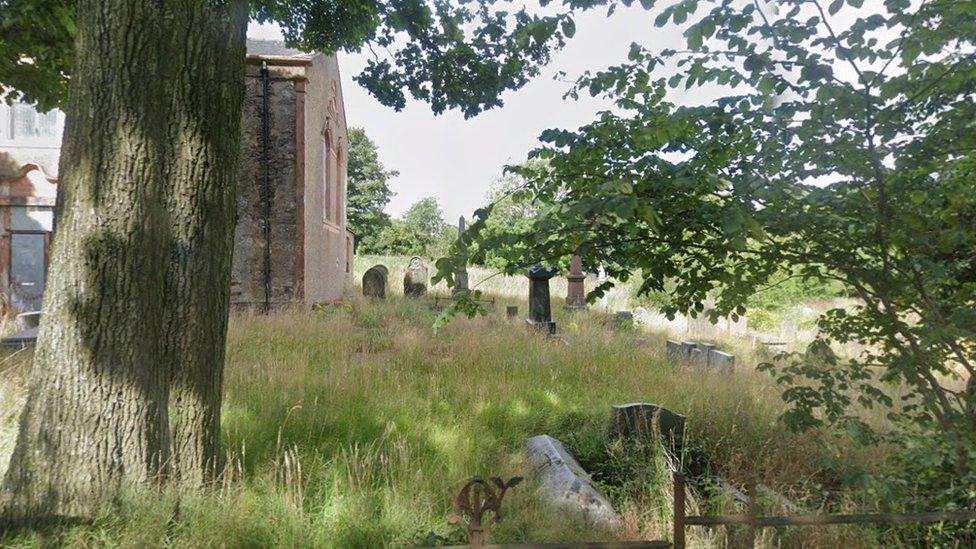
[346, 127, 397, 253]
[0, 0, 585, 524]
[438, 0, 976, 519]
[373, 196, 452, 257]
[475, 161, 554, 268]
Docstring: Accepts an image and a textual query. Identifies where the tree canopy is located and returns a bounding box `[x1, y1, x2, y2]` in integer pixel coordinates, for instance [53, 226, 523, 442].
[1, 0, 585, 115]
[437, 0, 976, 517]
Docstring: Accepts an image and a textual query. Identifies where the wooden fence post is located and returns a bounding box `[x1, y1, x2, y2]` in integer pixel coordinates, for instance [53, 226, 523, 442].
[673, 471, 686, 549]
[745, 480, 758, 549]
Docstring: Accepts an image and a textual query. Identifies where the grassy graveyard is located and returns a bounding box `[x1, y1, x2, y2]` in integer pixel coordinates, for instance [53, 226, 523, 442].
[0, 291, 902, 547]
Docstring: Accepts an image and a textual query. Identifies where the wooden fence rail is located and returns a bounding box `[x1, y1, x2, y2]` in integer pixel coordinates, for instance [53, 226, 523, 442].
[672, 472, 976, 549]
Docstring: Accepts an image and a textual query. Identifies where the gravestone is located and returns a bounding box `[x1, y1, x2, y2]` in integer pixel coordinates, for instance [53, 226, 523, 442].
[689, 348, 707, 367]
[697, 343, 717, 367]
[453, 216, 469, 296]
[525, 264, 557, 334]
[564, 254, 587, 310]
[596, 265, 609, 309]
[615, 310, 634, 324]
[403, 257, 428, 298]
[362, 265, 388, 298]
[608, 403, 685, 453]
[666, 340, 685, 364]
[524, 435, 622, 530]
[709, 350, 735, 373]
[506, 305, 519, 319]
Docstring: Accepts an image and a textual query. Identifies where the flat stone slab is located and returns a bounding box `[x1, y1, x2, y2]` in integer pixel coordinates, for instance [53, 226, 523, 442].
[524, 435, 622, 530]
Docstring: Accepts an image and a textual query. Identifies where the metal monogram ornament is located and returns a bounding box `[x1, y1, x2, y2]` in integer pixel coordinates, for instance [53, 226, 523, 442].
[448, 475, 522, 547]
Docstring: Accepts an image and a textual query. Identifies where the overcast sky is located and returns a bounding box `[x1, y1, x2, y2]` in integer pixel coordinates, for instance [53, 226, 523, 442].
[248, 6, 687, 223]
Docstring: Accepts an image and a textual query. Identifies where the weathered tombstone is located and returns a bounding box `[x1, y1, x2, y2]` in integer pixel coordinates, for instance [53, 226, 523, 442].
[525, 264, 557, 334]
[615, 310, 634, 324]
[709, 350, 735, 373]
[403, 256, 428, 298]
[596, 265, 609, 309]
[697, 343, 716, 367]
[453, 216, 469, 296]
[564, 254, 587, 311]
[524, 435, 622, 530]
[608, 403, 685, 453]
[680, 341, 696, 357]
[362, 265, 388, 298]
[689, 347, 707, 367]
[666, 340, 685, 364]
[506, 305, 519, 319]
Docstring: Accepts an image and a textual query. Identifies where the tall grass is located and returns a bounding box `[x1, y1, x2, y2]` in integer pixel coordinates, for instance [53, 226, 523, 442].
[0, 296, 883, 547]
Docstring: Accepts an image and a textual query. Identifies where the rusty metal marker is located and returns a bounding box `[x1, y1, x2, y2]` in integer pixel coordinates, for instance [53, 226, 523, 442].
[449, 475, 523, 547]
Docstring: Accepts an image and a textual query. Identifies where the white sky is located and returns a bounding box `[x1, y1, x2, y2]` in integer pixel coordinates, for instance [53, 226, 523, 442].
[248, 6, 686, 222]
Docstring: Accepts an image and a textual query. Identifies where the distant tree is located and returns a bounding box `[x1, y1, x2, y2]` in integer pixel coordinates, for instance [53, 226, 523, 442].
[475, 161, 553, 268]
[374, 197, 451, 257]
[346, 127, 397, 253]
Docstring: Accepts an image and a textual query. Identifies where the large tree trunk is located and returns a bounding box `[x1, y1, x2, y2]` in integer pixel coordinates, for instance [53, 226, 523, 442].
[164, 3, 248, 488]
[1, 0, 247, 523]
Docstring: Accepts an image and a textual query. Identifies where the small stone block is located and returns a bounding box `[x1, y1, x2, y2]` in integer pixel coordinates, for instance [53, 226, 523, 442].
[506, 305, 519, 318]
[666, 340, 684, 364]
[709, 350, 735, 372]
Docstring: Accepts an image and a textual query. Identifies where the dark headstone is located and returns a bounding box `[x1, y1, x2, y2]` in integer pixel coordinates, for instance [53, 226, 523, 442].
[608, 402, 685, 453]
[362, 265, 388, 298]
[689, 347, 707, 367]
[525, 264, 557, 334]
[506, 305, 519, 319]
[403, 257, 428, 298]
[564, 254, 587, 311]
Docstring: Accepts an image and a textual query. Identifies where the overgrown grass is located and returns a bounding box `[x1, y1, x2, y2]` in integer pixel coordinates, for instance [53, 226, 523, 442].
[0, 296, 888, 547]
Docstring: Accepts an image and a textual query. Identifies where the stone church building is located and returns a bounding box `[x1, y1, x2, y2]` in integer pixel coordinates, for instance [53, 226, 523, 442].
[0, 40, 353, 313]
[234, 40, 354, 308]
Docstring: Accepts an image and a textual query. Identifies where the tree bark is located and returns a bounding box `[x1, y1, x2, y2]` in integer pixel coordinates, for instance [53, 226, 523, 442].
[1, 0, 247, 523]
[163, 3, 248, 488]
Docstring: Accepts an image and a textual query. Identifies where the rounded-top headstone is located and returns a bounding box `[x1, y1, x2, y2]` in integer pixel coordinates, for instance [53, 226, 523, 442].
[362, 265, 388, 298]
[403, 256, 428, 298]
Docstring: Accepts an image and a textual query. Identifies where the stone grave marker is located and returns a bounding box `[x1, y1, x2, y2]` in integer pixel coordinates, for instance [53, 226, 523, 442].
[689, 347, 707, 367]
[709, 350, 735, 373]
[525, 264, 557, 334]
[524, 435, 622, 530]
[506, 305, 519, 319]
[453, 217, 469, 296]
[608, 403, 685, 453]
[362, 265, 388, 298]
[666, 340, 685, 364]
[403, 257, 428, 298]
[564, 254, 587, 310]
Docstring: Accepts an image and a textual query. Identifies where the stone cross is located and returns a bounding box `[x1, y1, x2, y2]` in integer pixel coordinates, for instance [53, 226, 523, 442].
[403, 257, 428, 298]
[525, 264, 557, 334]
[564, 254, 587, 311]
[453, 216, 469, 296]
[362, 265, 388, 298]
